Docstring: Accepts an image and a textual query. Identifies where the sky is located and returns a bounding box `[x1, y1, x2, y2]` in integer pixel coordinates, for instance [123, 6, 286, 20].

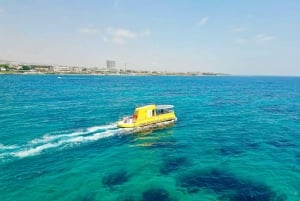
[0, 0, 300, 75]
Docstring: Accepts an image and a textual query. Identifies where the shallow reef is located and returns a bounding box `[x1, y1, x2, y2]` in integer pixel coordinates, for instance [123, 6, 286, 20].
[160, 156, 189, 175]
[120, 197, 136, 201]
[102, 169, 129, 189]
[143, 138, 179, 149]
[295, 153, 300, 164]
[261, 105, 295, 115]
[266, 138, 296, 148]
[219, 146, 244, 156]
[142, 188, 175, 201]
[243, 141, 259, 149]
[231, 186, 287, 201]
[218, 138, 260, 157]
[80, 195, 95, 201]
[178, 168, 286, 201]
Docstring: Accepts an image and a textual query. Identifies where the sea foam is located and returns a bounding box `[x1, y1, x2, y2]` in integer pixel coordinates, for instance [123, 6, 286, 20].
[2, 123, 124, 159]
[0, 144, 18, 150]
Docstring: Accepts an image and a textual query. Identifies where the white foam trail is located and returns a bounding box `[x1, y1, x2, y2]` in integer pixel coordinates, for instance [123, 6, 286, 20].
[13, 142, 62, 158]
[30, 134, 58, 144]
[29, 124, 117, 145]
[87, 124, 116, 132]
[66, 129, 120, 143]
[0, 144, 18, 150]
[9, 123, 124, 158]
[0, 152, 11, 159]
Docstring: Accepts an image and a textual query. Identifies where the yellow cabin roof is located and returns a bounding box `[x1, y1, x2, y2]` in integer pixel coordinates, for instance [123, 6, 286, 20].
[135, 105, 156, 111]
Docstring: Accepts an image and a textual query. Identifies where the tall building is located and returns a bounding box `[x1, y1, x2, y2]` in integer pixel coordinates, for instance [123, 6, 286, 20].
[106, 60, 116, 70]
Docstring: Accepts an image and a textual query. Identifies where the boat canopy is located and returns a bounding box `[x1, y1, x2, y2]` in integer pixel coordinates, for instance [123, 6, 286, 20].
[156, 105, 174, 110]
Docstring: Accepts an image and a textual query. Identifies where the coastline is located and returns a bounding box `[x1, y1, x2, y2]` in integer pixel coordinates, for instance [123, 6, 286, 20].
[0, 61, 227, 76]
[0, 71, 228, 76]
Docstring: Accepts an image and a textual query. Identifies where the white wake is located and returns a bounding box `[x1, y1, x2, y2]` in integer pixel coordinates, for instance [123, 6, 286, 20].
[0, 123, 130, 160]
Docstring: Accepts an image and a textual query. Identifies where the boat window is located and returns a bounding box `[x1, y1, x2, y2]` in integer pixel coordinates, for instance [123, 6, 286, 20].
[147, 110, 152, 117]
[156, 108, 173, 115]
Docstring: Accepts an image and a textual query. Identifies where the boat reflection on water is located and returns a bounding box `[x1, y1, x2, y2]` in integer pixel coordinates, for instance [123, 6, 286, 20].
[130, 126, 176, 148]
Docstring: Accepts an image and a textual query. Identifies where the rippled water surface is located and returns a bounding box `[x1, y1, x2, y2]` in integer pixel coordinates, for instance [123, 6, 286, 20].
[0, 75, 300, 201]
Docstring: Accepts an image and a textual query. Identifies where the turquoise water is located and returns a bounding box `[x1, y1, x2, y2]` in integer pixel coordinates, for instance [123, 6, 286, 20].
[0, 75, 300, 201]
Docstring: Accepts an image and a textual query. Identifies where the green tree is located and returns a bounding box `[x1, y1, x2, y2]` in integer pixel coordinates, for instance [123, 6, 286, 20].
[0, 64, 10, 70]
[21, 65, 31, 70]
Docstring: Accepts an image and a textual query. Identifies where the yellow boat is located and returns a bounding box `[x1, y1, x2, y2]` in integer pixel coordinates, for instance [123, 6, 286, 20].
[117, 105, 177, 129]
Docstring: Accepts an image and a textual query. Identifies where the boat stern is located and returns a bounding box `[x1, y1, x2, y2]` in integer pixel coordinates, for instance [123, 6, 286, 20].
[117, 116, 135, 128]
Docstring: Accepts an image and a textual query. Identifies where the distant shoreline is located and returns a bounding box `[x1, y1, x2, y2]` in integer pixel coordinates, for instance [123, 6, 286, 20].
[2, 72, 300, 77]
[0, 71, 228, 76]
[0, 62, 227, 76]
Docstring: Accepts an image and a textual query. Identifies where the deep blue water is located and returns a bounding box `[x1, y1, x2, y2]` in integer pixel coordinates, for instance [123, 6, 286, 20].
[0, 75, 300, 201]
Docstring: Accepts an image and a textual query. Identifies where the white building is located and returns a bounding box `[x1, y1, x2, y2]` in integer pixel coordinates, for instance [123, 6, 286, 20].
[106, 60, 116, 70]
[53, 66, 71, 73]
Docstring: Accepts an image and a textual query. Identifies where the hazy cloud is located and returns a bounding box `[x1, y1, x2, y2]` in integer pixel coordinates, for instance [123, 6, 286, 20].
[104, 27, 150, 45]
[247, 14, 255, 19]
[103, 37, 109, 43]
[108, 27, 137, 39]
[141, 29, 151, 37]
[255, 34, 276, 43]
[235, 38, 248, 45]
[113, 0, 120, 8]
[235, 34, 276, 45]
[78, 27, 99, 34]
[0, 7, 4, 15]
[231, 26, 243, 33]
[197, 16, 208, 27]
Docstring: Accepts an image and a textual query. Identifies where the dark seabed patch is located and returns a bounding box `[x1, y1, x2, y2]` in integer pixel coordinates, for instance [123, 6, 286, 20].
[232, 187, 287, 201]
[218, 139, 260, 157]
[219, 146, 244, 156]
[120, 197, 136, 201]
[178, 168, 285, 201]
[142, 188, 176, 201]
[135, 137, 187, 152]
[295, 153, 300, 164]
[262, 106, 285, 114]
[80, 194, 95, 201]
[102, 169, 129, 189]
[160, 156, 190, 175]
[261, 105, 295, 116]
[210, 99, 246, 107]
[243, 141, 260, 149]
[266, 138, 296, 148]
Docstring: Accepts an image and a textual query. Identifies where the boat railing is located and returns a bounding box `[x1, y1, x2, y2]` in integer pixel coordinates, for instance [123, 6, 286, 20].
[123, 116, 133, 123]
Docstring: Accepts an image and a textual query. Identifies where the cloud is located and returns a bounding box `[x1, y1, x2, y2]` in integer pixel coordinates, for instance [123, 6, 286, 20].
[111, 37, 127, 45]
[104, 27, 150, 45]
[235, 38, 248, 45]
[255, 34, 276, 43]
[78, 27, 99, 34]
[113, 0, 120, 7]
[141, 29, 151, 37]
[103, 37, 109, 43]
[108, 27, 137, 39]
[197, 16, 208, 27]
[231, 26, 243, 33]
[235, 34, 276, 45]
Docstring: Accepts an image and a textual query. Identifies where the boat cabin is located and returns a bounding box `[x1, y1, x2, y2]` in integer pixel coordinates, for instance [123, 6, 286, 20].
[117, 104, 176, 128]
[133, 105, 174, 122]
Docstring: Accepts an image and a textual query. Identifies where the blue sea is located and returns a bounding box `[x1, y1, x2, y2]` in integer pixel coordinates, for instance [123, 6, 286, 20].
[0, 75, 300, 201]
